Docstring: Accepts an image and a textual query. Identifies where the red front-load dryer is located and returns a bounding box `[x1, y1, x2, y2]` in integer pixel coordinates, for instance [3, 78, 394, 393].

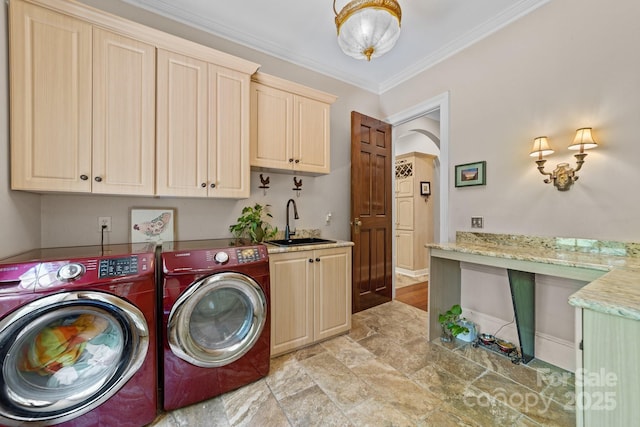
[0, 244, 158, 427]
[160, 239, 270, 411]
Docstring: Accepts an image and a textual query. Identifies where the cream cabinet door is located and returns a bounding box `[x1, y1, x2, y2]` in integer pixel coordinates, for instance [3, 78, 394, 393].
[156, 49, 208, 197]
[250, 83, 293, 170]
[314, 247, 352, 341]
[396, 231, 414, 270]
[294, 96, 331, 174]
[396, 197, 414, 230]
[92, 28, 156, 195]
[208, 65, 250, 198]
[395, 177, 414, 197]
[10, 1, 92, 192]
[269, 251, 314, 356]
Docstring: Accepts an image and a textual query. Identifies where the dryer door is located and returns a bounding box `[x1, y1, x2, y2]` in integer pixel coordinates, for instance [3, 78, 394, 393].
[0, 291, 148, 427]
[168, 272, 267, 367]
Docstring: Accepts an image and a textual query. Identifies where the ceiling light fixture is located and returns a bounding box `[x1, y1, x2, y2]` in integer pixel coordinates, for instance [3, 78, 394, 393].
[333, 0, 402, 61]
[529, 128, 598, 191]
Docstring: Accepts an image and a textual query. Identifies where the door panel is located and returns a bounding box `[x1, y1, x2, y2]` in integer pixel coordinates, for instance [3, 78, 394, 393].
[351, 111, 392, 313]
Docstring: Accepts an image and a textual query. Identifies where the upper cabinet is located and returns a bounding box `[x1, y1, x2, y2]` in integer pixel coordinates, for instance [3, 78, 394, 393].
[156, 50, 252, 198]
[250, 73, 337, 175]
[9, 0, 259, 198]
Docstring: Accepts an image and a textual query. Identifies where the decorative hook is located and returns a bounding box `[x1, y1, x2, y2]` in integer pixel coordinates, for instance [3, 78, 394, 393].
[293, 176, 303, 197]
[259, 174, 270, 196]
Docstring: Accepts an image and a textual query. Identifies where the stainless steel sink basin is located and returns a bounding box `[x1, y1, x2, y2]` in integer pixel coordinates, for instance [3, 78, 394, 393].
[266, 238, 336, 247]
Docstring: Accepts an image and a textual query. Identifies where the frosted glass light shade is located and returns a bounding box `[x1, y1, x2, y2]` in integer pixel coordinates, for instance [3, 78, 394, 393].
[529, 136, 555, 157]
[568, 127, 598, 150]
[335, 0, 402, 61]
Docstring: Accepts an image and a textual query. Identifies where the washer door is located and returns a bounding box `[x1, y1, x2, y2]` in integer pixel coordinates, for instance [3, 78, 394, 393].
[0, 292, 149, 427]
[168, 272, 267, 368]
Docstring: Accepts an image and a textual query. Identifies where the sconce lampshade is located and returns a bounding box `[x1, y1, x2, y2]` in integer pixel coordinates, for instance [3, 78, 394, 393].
[334, 0, 402, 61]
[529, 136, 555, 157]
[568, 127, 598, 150]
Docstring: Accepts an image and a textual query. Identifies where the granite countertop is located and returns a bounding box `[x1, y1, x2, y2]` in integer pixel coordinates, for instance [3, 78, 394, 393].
[428, 232, 640, 321]
[265, 239, 354, 254]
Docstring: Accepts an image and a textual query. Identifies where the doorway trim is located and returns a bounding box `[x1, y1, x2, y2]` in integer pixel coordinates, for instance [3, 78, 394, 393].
[385, 91, 450, 244]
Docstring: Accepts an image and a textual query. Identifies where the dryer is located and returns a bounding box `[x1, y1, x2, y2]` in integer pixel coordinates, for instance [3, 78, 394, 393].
[0, 244, 157, 427]
[160, 239, 270, 411]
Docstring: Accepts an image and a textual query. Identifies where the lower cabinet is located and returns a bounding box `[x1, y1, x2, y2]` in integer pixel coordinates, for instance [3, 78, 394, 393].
[269, 246, 352, 357]
[576, 308, 640, 426]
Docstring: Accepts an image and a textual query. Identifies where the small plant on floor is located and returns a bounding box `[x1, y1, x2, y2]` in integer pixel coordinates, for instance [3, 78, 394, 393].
[229, 203, 278, 243]
[438, 304, 469, 342]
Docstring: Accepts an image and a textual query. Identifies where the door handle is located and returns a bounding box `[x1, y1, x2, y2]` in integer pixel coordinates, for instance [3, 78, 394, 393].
[351, 217, 362, 234]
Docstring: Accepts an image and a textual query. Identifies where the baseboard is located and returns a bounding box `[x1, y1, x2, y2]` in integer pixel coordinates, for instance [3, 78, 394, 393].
[461, 309, 576, 372]
[395, 267, 429, 278]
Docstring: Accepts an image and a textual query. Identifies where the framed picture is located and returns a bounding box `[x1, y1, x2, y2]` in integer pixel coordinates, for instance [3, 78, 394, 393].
[455, 161, 486, 187]
[420, 181, 431, 196]
[130, 208, 176, 244]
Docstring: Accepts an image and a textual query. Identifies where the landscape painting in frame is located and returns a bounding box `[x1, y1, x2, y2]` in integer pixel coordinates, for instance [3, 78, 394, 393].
[130, 208, 176, 244]
[455, 161, 486, 187]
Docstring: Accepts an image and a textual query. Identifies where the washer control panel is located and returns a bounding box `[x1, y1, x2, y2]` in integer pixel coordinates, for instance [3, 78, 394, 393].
[236, 247, 261, 263]
[98, 255, 140, 278]
[214, 251, 230, 264]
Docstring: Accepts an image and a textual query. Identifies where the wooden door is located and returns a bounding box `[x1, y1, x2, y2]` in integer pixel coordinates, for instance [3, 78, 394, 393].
[93, 28, 155, 195]
[156, 49, 208, 197]
[314, 247, 352, 341]
[208, 65, 251, 198]
[10, 1, 92, 192]
[351, 111, 393, 312]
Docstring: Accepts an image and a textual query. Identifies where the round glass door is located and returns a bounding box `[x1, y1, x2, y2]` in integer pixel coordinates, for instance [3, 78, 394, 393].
[168, 272, 267, 367]
[0, 292, 148, 426]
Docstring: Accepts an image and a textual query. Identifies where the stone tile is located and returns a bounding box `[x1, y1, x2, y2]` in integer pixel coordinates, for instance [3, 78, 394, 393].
[292, 343, 326, 361]
[319, 335, 375, 369]
[344, 396, 416, 427]
[222, 379, 289, 427]
[358, 334, 432, 375]
[299, 352, 369, 410]
[454, 344, 546, 393]
[266, 353, 315, 401]
[350, 358, 442, 422]
[346, 314, 379, 341]
[528, 359, 576, 409]
[148, 413, 180, 427]
[279, 385, 352, 427]
[167, 396, 229, 427]
[472, 371, 576, 426]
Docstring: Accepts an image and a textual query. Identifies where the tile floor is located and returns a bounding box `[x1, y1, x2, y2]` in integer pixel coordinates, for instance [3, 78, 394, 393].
[150, 301, 575, 426]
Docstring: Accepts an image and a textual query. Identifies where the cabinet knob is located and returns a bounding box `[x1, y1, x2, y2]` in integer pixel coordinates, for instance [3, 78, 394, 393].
[294, 159, 300, 164]
[80, 175, 88, 181]
[201, 183, 207, 188]
[315, 257, 320, 262]
[289, 158, 294, 163]
[308, 259, 314, 263]
[94, 176, 102, 182]
[210, 183, 216, 188]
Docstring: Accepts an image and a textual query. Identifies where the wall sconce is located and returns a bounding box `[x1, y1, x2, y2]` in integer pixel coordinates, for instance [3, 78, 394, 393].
[529, 128, 598, 191]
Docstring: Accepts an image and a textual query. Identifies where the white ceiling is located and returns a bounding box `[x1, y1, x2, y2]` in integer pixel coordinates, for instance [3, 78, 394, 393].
[122, 0, 549, 94]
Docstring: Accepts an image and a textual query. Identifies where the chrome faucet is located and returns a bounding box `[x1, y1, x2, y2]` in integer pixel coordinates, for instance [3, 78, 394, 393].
[285, 199, 299, 240]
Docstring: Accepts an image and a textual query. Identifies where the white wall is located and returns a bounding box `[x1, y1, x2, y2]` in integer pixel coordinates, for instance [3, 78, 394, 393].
[381, 0, 640, 243]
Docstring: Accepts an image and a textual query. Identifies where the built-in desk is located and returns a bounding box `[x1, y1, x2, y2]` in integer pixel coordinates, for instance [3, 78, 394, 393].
[427, 233, 640, 359]
[428, 232, 640, 426]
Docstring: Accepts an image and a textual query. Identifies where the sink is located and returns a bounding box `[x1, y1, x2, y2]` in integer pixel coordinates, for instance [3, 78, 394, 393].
[266, 238, 336, 247]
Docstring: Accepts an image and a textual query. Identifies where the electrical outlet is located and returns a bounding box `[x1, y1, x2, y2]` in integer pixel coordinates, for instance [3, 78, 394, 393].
[471, 216, 483, 229]
[98, 216, 112, 232]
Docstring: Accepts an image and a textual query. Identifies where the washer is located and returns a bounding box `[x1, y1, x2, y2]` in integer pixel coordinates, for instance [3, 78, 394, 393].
[160, 239, 270, 411]
[0, 244, 158, 427]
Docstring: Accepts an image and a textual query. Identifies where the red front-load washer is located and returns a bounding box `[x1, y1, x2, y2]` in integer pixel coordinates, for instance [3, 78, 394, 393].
[160, 239, 270, 411]
[0, 244, 158, 427]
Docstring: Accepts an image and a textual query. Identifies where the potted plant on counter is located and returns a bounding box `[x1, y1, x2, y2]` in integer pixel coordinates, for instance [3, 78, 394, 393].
[438, 304, 470, 343]
[229, 203, 278, 243]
